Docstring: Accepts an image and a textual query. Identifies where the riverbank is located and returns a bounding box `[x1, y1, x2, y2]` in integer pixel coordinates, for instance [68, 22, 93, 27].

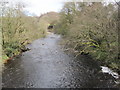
[2, 32, 53, 64]
[54, 2, 119, 74]
[59, 38, 120, 87]
[61, 37, 119, 70]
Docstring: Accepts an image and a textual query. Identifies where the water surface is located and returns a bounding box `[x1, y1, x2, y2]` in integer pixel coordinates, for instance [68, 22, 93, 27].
[2, 33, 117, 88]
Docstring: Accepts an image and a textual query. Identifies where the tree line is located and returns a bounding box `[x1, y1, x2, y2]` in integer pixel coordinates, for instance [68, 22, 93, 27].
[1, 2, 46, 62]
[54, 2, 120, 71]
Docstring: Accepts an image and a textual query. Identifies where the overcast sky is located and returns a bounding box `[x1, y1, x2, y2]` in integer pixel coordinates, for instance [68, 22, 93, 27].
[23, 0, 65, 16]
[2, 0, 119, 16]
[23, 0, 118, 16]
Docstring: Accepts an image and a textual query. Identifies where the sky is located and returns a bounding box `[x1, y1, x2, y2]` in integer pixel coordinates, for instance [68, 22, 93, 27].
[23, 0, 119, 16]
[23, 0, 65, 16]
[1, 0, 119, 16]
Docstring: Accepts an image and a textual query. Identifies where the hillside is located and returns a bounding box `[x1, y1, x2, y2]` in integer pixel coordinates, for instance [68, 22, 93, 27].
[38, 12, 60, 32]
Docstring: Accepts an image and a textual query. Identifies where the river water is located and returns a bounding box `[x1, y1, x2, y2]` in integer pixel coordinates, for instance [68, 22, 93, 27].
[2, 33, 118, 88]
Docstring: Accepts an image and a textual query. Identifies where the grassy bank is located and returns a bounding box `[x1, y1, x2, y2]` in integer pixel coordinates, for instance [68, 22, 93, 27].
[54, 2, 120, 72]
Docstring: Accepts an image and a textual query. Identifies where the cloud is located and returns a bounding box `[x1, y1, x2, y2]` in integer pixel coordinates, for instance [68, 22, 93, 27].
[23, 0, 118, 16]
[2, 0, 119, 16]
[1, 0, 64, 16]
[23, 0, 65, 16]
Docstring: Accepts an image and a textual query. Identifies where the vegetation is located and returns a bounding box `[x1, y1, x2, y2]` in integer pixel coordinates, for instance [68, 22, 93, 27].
[54, 2, 120, 71]
[0, 1, 60, 64]
[39, 12, 59, 32]
[1, 2, 47, 63]
[1, 1, 119, 73]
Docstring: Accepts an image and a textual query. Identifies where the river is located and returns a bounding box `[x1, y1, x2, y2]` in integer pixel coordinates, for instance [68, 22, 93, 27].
[2, 33, 118, 88]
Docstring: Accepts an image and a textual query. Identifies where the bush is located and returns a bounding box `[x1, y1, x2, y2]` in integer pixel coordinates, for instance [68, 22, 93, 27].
[54, 2, 120, 70]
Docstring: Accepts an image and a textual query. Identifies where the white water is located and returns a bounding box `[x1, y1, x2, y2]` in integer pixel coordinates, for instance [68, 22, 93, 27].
[101, 66, 119, 79]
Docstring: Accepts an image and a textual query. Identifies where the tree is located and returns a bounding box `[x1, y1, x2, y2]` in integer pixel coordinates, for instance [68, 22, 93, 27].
[55, 2, 120, 70]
